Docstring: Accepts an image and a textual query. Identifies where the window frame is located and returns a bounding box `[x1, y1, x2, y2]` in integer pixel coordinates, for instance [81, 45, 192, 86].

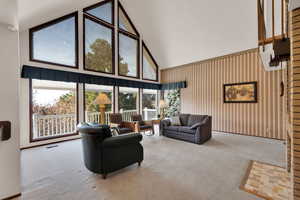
[142, 41, 159, 82]
[29, 79, 79, 143]
[29, 12, 79, 69]
[83, 84, 116, 122]
[83, 14, 115, 75]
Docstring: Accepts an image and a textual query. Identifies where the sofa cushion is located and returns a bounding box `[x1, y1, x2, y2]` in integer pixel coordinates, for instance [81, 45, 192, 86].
[178, 126, 197, 134]
[187, 115, 207, 127]
[170, 116, 181, 126]
[179, 114, 190, 126]
[164, 126, 179, 132]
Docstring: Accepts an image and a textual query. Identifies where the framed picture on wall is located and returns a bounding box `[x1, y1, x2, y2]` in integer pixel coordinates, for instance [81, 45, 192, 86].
[223, 82, 257, 103]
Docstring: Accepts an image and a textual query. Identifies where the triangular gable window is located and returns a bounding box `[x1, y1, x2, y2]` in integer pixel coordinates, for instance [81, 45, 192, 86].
[84, 0, 114, 25]
[118, 3, 139, 36]
[142, 42, 158, 81]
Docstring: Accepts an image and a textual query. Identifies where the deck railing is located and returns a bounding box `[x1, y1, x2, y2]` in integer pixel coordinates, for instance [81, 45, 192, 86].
[33, 109, 157, 140]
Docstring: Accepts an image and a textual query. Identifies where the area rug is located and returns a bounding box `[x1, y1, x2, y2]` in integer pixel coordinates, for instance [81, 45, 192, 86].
[240, 160, 291, 200]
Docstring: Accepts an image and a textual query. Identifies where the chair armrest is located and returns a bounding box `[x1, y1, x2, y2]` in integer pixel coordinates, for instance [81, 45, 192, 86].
[144, 120, 153, 126]
[190, 117, 209, 129]
[160, 119, 171, 127]
[121, 121, 136, 131]
[103, 133, 143, 148]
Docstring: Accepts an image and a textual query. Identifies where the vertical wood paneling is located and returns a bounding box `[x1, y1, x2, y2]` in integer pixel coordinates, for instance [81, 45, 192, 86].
[161, 48, 285, 140]
[291, 8, 300, 200]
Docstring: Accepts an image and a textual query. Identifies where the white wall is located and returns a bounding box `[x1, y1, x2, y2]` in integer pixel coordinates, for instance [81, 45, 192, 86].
[0, 24, 21, 199]
[19, 0, 159, 148]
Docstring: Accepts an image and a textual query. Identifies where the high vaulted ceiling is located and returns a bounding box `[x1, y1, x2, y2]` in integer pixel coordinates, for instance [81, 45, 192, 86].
[18, 0, 258, 69]
[0, 0, 18, 27]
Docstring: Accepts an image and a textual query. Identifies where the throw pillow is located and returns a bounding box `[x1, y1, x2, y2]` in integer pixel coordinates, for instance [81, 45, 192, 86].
[170, 116, 181, 126]
[187, 115, 206, 127]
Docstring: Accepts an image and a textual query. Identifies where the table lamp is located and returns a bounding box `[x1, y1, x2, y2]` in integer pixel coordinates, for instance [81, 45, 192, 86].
[95, 93, 111, 124]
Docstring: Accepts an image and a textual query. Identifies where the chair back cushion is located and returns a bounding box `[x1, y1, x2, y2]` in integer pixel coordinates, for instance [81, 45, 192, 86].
[187, 115, 207, 127]
[131, 114, 143, 122]
[131, 114, 145, 125]
[110, 113, 123, 124]
[179, 114, 190, 126]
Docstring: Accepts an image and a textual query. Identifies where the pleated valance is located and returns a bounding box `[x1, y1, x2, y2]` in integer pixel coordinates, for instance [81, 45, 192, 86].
[21, 65, 187, 90]
[160, 81, 187, 90]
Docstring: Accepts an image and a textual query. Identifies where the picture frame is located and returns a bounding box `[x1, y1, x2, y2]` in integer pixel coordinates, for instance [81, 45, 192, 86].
[223, 82, 257, 103]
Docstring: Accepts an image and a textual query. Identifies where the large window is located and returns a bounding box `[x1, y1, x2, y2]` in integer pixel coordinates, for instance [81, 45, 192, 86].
[142, 89, 158, 120]
[118, 87, 139, 121]
[118, 3, 139, 78]
[83, 1, 114, 74]
[84, 84, 114, 124]
[30, 12, 78, 68]
[30, 80, 78, 141]
[142, 42, 158, 81]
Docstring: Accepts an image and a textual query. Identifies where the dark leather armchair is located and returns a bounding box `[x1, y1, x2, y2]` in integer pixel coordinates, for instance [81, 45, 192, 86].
[131, 114, 154, 135]
[77, 123, 143, 179]
[109, 113, 136, 134]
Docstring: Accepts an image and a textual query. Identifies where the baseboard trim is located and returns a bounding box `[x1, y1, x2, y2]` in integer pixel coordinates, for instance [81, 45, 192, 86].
[2, 193, 21, 200]
[20, 137, 81, 150]
[213, 130, 284, 141]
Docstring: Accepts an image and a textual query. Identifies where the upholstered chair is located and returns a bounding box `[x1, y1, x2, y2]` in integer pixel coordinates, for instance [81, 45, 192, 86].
[131, 114, 154, 135]
[109, 113, 136, 134]
[77, 123, 143, 179]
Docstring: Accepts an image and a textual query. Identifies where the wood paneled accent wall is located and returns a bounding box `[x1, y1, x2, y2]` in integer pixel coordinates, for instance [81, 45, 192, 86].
[290, 7, 300, 200]
[161, 48, 286, 140]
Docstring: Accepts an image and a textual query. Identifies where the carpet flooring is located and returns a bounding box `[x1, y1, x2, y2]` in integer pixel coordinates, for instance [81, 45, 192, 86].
[18, 132, 285, 200]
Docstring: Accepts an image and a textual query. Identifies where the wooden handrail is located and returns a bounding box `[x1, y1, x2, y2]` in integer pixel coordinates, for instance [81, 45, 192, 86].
[257, 0, 266, 44]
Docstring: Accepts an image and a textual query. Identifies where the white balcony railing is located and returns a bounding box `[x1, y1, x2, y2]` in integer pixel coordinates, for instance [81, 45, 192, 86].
[33, 109, 157, 140]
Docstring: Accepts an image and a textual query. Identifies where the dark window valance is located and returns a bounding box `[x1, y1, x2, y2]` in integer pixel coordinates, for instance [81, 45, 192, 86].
[21, 65, 160, 90]
[160, 81, 187, 90]
[21, 65, 187, 90]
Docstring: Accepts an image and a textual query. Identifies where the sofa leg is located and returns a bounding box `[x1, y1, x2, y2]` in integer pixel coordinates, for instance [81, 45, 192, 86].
[102, 174, 107, 179]
[138, 162, 142, 167]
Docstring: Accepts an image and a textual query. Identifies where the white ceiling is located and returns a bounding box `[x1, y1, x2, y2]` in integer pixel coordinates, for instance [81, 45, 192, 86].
[17, 0, 258, 69]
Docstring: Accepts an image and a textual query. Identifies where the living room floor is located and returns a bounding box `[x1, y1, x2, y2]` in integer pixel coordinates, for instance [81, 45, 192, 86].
[18, 132, 285, 200]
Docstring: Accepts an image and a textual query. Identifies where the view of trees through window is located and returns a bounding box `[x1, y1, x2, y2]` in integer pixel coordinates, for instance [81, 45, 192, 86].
[84, 17, 114, 73]
[31, 80, 77, 140]
[118, 87, 138, 112]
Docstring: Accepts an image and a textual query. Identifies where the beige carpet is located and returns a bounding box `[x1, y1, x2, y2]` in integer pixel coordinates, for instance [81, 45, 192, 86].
[19, 132, 285, 200]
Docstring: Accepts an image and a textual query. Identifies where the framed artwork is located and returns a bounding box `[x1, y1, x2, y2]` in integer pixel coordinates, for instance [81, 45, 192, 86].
[223, 82, 257, 103]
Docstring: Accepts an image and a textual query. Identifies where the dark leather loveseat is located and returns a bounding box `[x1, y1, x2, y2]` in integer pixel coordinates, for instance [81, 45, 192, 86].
[77, 123, 143, 179]
[160, 114, 212, 144]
